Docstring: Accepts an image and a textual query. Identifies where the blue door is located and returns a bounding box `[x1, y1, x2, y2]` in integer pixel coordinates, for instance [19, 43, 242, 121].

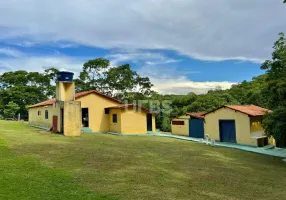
[189, 118, 204, 138]
[219, 120, 236, 143]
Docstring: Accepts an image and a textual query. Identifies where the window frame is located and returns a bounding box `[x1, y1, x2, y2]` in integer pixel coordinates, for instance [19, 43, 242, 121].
[45, 110, 49, 119]
[172, 121, 185, 125]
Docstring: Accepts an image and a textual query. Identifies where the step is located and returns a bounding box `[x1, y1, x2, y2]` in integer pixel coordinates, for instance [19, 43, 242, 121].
[263, 145, 275, 150]
[81, 127, 93, 133]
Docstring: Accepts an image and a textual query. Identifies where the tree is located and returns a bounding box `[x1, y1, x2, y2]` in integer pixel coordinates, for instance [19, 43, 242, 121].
[161, 114, 171, 132]
[78, 58, 110, 91]
[0, 70, 55, 117]
[261, 33, 286, 147]
[3, 101, 20, 119]
[76, 58, 154, 98]
[105, 64, 137, 96]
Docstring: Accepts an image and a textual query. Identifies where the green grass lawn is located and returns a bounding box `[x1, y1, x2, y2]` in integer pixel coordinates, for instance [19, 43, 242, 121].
[0, 120, 286, 200]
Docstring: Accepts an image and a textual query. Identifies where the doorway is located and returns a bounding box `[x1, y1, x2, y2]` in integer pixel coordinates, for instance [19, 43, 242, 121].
[82, 108, 89, 127]
[147, 114, 153, 132]
[189, 118, 204, 138]
[60, 108, 64, 133]
[219, 120, 236, 143]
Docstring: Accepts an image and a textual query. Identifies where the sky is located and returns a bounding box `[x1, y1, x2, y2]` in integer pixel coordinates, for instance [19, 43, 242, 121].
[0, 0, 285, 94]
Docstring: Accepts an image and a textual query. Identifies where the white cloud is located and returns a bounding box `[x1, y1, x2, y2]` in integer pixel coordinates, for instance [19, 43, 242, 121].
[138, 65, 235, 94]
[107, 50, 181, 66]
[0, 48, 24, 57]
[151, 78, 236, 94]
[0, 0, 285, 63]
[0, 56, 86, 75]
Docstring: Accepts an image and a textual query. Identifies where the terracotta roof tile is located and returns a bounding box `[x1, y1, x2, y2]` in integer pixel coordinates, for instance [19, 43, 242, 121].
[186, 112, 207, 119]
[204, 105, 272, 117]
[224, 105, 272, 116]
[28, 90, 122, 108]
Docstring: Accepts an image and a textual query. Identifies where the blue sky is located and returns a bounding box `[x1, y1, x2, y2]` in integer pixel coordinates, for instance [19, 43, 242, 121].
[0, 0, 285, 94]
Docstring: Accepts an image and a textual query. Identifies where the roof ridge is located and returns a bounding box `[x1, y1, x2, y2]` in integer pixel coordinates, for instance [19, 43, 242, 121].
[28, 90, 122, 108]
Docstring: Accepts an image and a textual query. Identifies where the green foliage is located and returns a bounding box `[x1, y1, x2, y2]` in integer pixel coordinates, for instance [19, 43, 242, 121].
[187, 92, 239, 113]
[78, 58, 110, 91]
[0, 69, 56, 116]
[261, 33, 286, 147]
[160, 114, 171, 132]
[3, 101, 20, 118]
[76, 58, 154, 97]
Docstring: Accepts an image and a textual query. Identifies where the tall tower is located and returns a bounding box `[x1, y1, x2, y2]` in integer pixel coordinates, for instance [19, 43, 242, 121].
[56, 72, 76, 101]
[53, 71, 81, 136]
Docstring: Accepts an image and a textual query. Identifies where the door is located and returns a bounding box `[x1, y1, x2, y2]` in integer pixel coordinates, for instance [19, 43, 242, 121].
[219, 120, 236, 143]
[189, 118, 204, 138]
[52, 116, 58, 132]
[147, 114, 153, 132]
[60, 108, 64, 133]
[82, 108, 89, 127]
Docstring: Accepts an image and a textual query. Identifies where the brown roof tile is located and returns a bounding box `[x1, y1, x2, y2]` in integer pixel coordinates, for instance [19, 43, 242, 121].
[186, 112, 207, 119]
[204, 105, 272, 117]
[28, 90, 122, 108]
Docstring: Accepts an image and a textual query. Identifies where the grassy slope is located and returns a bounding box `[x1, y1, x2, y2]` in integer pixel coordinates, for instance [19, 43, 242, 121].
[0, 120, 286, 200]
[0, 141, 114, 200]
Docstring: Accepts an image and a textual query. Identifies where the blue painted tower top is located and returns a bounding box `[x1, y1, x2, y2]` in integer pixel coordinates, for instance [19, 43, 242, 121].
[56, 71, 74, 82]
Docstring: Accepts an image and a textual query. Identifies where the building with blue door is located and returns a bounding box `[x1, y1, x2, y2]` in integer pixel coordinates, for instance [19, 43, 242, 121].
[171, 112, 205, 138]
[204, 105, 275, 147]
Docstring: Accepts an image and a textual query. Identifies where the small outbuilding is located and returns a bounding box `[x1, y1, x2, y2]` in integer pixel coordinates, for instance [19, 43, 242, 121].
[203, 105, 275, 147]
[171, 112, 205, 138]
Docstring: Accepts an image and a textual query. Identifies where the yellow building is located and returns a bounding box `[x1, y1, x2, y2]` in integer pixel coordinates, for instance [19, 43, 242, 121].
[204, 105, 274, 147]
[171, 112, 205, 138]
[28, 72, 156, 136]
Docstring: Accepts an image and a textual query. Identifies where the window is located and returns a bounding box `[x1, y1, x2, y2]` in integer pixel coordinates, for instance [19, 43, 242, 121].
[112, 114, 117, 123]
[38, 111, 41, 116]
[105, 108, 110, 114]
[172, 121, 184, 125]
[45, 110, 48, 119]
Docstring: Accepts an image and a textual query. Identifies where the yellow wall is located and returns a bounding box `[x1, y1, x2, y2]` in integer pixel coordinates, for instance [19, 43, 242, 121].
[62, 101, 81, 136]
[77, 93, 120, 132]
[56, 82, 75, 101]
[204, 107, 257, 146]
[109, 109, 122, 133]
[28, 105, 54, 128]
[152, 114, 156, 132]
[29, 101, 81, 136]
[171, 116, 190, 136]
[120, 109, 147, 134]
[108, 108, 156, 134]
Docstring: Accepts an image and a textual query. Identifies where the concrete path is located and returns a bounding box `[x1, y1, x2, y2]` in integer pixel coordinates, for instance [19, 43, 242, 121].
[155, 132, 286, 158]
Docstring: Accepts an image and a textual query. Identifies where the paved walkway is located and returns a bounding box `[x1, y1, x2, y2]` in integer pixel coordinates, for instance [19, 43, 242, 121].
[154, 132, 286, 158]
[104, 132, 286, 158]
